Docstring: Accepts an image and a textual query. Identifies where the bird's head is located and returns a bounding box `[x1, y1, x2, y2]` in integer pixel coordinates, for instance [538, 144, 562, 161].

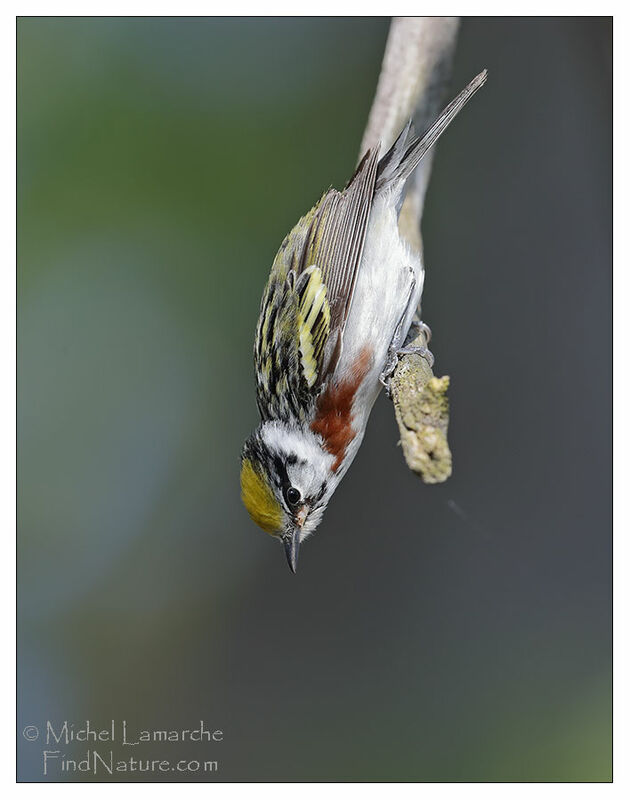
[240, 420, 336, 572]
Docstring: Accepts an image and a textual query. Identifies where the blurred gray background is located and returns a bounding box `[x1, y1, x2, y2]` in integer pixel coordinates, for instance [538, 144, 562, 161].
[18, 18, 611, 781]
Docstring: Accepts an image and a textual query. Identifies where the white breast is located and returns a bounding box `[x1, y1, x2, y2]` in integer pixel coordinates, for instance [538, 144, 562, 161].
[335, 192, 424, 432]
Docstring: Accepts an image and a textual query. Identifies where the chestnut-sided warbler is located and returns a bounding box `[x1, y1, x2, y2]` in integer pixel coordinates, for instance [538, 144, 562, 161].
[241, 70, 486, 572]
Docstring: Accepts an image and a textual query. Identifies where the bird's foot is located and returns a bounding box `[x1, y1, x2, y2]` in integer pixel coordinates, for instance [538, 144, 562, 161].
[396, 344, 435, 368]
[408, 316, 432, 344]
[379, 351, 399, 398]
[379, 341, 435, 398]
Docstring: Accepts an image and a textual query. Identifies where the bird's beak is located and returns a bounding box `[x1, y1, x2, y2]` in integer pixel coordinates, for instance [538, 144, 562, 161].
[283, 505, 309, 573]
[283, 529, 301, 574]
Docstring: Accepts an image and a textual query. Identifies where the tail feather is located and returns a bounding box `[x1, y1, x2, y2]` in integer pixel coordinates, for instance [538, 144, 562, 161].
[374, 119, 414, 189]
[376, 69, 487, 195]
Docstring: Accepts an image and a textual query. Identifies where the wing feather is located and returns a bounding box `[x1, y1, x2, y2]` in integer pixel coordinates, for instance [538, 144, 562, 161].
[254, 147, 380, 419]
[315, 147, 380, 330]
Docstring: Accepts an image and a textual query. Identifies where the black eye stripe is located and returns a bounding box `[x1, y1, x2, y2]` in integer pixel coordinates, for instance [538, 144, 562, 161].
[313, 480, 327, 502]
[273, 454, 289, 484]
[265, 447, 320, 508]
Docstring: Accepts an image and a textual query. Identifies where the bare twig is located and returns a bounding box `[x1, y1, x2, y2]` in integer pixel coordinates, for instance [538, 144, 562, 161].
[361, 17, 460, 483]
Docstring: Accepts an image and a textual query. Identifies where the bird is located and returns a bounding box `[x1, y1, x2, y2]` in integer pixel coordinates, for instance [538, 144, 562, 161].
[241, 70, 487, 572]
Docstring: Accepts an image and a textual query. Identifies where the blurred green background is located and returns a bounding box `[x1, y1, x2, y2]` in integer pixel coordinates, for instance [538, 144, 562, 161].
[18, 18, 611, 781]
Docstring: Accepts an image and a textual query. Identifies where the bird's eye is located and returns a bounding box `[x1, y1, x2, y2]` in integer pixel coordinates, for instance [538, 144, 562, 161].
[285, 486, 301, 506]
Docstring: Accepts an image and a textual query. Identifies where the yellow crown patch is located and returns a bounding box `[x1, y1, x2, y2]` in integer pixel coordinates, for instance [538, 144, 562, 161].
[240, 458, 283, 534]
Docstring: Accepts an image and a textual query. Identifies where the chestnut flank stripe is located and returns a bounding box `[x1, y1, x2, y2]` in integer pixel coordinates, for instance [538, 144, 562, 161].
[311, 347, 372, 472]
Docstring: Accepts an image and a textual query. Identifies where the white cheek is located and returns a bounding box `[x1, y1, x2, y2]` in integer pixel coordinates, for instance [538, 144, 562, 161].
[286, 463, 318, 499]
[300, 504, 326, 541]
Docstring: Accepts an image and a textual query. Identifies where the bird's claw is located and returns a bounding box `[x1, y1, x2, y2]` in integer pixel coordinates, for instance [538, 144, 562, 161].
[379, 338, 435, 398]
[409, 316, 432, 344]
[396, 344, 435, 368]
